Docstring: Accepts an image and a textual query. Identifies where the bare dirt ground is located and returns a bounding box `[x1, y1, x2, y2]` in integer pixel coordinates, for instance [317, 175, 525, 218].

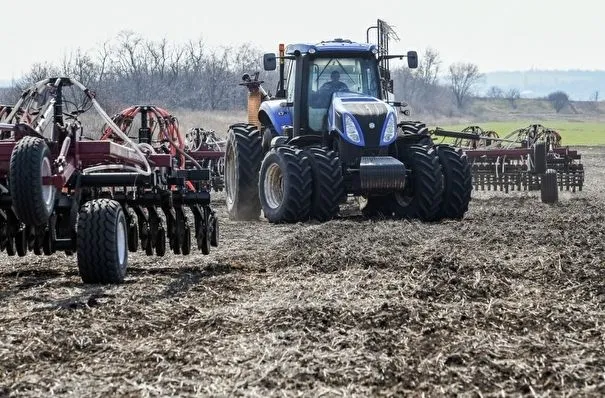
[1, 147, 604, 397]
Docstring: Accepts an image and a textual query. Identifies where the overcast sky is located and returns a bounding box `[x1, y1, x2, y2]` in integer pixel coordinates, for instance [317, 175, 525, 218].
[0, 0, 601, 80]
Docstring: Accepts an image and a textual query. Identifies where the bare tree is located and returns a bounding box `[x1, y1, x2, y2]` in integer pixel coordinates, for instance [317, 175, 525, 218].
[415, 48, 441, 86]
[547, 91, 569, 113]
[590, 90, 600, 111]
[14, 62, 61, 93]
[202, 48, 232, 110]
[95, 41, 112, 84]
[61, 49, 98, 86]
[590, 90, 599, 102]
[486, 86, 504, 99]
[505, 88, 521, 109]
[448, 62, 482, 109]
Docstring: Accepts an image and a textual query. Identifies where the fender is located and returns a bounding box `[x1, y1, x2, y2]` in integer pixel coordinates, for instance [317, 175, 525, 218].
[259, 100, 293, 135]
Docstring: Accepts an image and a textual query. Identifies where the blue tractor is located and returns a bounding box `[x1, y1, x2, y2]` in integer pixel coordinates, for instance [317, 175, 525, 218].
[224, 20, 472, 223]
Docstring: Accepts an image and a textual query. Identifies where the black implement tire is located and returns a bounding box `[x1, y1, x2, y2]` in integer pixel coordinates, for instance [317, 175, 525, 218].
[259, 146, 312, 223]
[77, 199, 128, 284]
[10, 136, 56, 226]
[225, 123, 263, 220]
[532, 142, 547, 174]
[304, 147, 343, 222]
[387, 145, 443, 221]
[434, 145, 472, 220]
[541, 169, 558, 204]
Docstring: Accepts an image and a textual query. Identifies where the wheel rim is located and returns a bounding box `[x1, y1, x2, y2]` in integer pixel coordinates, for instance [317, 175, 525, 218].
[217, 157, 225, 176]
[117, 218, 126, 265]
[225, 143, 236, 206]
[41, 156, 55, 213]
[264, 163, 284, 209]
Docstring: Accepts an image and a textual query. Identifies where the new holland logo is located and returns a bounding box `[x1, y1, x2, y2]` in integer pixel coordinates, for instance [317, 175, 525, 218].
[368, 122, 375, 129]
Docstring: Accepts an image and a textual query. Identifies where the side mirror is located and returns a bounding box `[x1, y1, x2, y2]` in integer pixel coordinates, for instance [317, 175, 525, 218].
[388, 79, 394, 93]
[407, 51, 418, 69]
[263, 53, 277, 71]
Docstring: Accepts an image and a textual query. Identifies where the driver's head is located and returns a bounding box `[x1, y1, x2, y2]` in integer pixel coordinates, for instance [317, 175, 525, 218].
[330, 70, 340, 81]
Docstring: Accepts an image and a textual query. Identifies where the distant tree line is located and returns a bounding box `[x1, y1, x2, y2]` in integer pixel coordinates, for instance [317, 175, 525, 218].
[485, 84, 580, 113]
[1, 34, 587, 116]
[1, 31, 274, 113]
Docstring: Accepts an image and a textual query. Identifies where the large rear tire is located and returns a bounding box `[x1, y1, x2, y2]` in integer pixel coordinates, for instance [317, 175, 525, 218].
[259, 146, 312, 223]
[224, 123, 263, 220]
[387, 145, 443, 221]
[304, 146, 343, 221]
[10, 136, 56, 226]
[397, 121, 433, 146]
[434, 145, 472, 220]
[77, 199, 128, 284]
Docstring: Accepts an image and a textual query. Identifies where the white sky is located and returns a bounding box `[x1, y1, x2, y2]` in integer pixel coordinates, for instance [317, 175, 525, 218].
[1, 0, 602, 80]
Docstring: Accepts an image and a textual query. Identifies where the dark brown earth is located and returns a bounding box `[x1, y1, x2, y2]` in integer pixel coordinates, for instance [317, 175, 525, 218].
[1, 147, 604, 397]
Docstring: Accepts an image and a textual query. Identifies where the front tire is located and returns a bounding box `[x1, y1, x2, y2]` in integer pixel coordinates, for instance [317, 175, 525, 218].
[224, 123, 263, 220]
[434, 145, 472, 220]
[387, 144, 443, 221]
[259, 147, 312, 223]
[77, 199, 128, 284]
[304, 147, 343, 221]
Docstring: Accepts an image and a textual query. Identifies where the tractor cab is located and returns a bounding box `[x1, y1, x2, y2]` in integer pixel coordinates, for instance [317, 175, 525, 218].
[306, 54, 382, 133]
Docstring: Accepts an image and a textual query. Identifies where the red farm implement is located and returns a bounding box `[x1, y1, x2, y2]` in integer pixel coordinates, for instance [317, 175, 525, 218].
[432, 124, 584, 203]
[0, 78, 219, 284]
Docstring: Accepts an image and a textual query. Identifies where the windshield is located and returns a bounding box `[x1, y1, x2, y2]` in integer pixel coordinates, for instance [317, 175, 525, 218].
[307, 56, 380, 131]
[309, 57, 380, 99]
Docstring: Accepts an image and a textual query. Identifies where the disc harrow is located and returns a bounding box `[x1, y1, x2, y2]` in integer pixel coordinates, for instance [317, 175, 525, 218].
[0, 78, 219, 284]
[433, 124, 584, 195]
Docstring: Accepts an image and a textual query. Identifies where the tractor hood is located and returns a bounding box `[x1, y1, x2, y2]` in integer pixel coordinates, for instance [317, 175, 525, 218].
[328, 92, 397, 147]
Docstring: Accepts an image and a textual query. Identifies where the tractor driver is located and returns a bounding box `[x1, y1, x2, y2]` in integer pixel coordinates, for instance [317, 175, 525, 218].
[320, 70, 349, 93]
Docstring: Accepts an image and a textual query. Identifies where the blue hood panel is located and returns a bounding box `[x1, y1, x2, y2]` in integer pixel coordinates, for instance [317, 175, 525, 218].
[328, 92, 397, 147]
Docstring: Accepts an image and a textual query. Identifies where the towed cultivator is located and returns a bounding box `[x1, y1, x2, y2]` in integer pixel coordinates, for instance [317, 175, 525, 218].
[434, 124, 584, 203]
[0, 78, 219, 284]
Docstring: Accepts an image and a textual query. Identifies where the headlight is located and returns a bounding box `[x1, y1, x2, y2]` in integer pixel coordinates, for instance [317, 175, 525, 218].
[344, 114, 361, 143]
[381, 113, 396, 144]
